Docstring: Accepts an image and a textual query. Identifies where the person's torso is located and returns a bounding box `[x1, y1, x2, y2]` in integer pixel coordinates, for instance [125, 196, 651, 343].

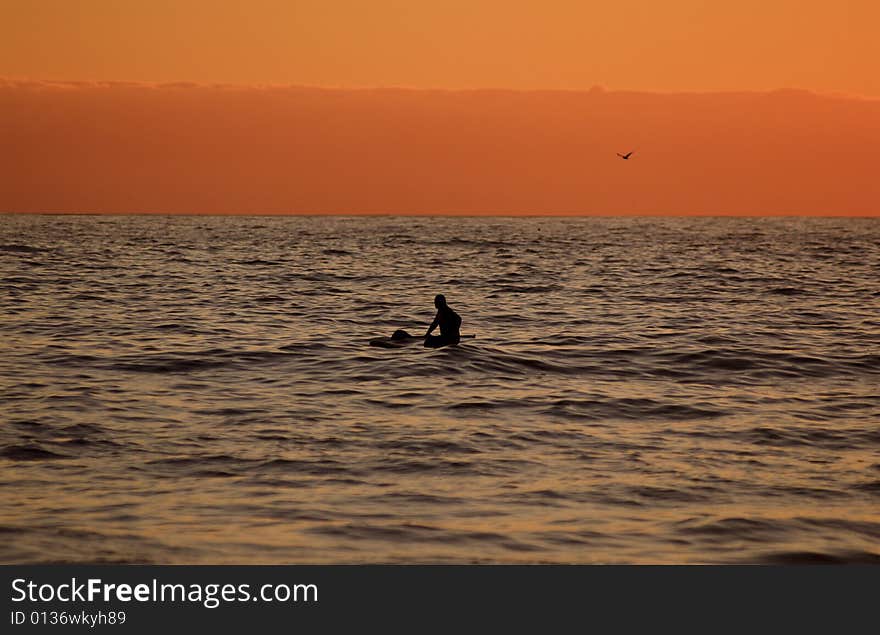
[438, 307, 461, 335]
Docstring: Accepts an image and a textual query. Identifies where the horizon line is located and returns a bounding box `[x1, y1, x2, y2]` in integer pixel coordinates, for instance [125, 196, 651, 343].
[3, 77, 879, 101]
[3, 211, 878, 219]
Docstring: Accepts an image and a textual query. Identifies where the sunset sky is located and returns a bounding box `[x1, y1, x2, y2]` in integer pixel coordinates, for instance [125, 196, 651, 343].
[2, 1, 878, 215]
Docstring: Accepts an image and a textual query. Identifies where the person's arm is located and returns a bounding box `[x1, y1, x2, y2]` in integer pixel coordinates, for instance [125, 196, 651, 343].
[425, 312, 439, 337]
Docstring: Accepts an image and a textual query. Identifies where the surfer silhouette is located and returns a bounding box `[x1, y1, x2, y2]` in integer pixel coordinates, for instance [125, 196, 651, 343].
[424, 294, 461, 348]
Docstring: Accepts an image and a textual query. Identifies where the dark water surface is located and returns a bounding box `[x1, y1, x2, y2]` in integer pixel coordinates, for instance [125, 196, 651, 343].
[1, 214, 878, 563]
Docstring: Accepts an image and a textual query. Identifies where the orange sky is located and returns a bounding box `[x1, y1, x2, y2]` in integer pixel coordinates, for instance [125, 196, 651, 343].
[3, 1, 880, 95]
[2, 2, 879, 215]
[3, 81, 878, 215]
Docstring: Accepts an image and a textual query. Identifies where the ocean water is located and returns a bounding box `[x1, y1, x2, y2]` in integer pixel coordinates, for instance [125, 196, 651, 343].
[1, 214, 878, 564]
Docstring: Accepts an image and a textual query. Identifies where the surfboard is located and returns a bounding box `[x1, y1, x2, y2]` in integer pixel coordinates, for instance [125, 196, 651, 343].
[369, 330, 475, 348]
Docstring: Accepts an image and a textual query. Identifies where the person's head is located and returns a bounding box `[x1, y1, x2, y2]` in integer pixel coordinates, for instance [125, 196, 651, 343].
[434, 294, 447, 309]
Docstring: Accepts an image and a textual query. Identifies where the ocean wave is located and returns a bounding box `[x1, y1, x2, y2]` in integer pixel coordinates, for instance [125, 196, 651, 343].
[3, 214, 879, 564]
[0, 244, 50, 253]
[0, 444, 69, 461]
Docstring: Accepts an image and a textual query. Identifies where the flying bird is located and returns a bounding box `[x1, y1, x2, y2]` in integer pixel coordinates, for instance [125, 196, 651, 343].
[617, 152, 633, 160]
